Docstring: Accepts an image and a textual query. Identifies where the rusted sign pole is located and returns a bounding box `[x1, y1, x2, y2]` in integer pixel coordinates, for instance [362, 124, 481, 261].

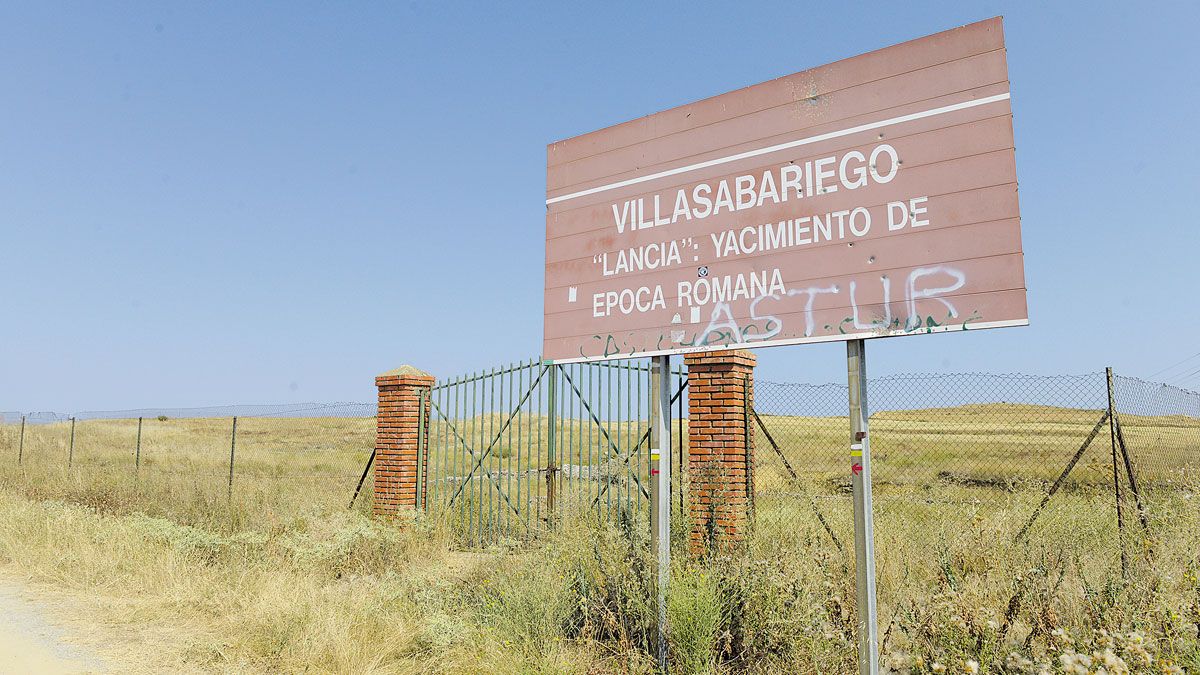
[649, 355, 672, 672]
[847, 339, 879, 674]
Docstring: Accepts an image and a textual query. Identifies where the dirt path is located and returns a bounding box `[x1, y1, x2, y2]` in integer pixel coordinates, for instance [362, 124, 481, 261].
[0, 579, 107, 674]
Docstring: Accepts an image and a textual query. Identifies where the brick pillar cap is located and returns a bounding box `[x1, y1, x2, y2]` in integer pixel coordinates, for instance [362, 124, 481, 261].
[684, 349, 756, 366]
[377, 364, 433, 379]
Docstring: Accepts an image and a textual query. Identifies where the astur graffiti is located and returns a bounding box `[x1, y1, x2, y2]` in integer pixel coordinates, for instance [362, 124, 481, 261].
[579, 265, 978, 359]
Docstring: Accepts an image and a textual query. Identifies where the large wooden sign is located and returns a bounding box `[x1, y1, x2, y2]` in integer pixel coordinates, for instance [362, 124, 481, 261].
[544, 17, 1026, 363]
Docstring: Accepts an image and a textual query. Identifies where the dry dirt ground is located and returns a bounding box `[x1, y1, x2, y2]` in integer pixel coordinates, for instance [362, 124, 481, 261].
[0, 577, 108, 674]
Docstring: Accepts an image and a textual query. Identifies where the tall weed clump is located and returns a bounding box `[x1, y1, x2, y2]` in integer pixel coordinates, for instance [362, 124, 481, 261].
[493, 504, 859, 673]
[876, 481, 1200, 674]
[557, 509, 658, 670]
[699, 549, 857, 672]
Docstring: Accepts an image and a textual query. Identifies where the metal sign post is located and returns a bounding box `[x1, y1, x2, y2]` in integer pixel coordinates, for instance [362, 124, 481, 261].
[847, 339, 879, 675]
[649, 355, 672, 672]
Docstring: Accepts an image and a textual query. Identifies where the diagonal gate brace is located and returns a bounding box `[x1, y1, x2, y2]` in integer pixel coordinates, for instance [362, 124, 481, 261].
[446, 364, 548, 498]
[559, 367, 655, 501]
[584, 376, 690, 506]
[442, 365, 550, 521]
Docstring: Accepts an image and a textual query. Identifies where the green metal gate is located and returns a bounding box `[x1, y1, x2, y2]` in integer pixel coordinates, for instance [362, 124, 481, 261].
[422, 358, 688, 546]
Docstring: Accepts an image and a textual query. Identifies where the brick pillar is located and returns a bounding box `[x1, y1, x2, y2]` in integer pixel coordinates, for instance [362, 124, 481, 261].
[373, 365, 434, 517]
[684, 349, 755, 555]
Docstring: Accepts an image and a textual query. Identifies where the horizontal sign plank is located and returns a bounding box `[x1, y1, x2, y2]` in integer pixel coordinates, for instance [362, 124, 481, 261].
[543, 17, 1026, 363]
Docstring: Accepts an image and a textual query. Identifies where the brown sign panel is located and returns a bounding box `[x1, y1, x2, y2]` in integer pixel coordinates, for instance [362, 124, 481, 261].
[544, 17, 1026, 363]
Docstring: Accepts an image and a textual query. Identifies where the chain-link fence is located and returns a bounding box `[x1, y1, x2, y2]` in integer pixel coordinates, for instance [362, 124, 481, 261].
[0, 403, 376, 521]
[750, 369, 1200, 668]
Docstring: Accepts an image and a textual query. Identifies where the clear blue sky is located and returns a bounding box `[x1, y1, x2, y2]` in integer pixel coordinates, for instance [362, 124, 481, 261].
[2, 2, 1198, 411]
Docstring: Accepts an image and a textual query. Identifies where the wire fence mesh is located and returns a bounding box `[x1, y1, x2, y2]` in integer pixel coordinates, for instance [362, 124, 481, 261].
[750, 369, 1200, 667]
[1112, 374, 1200, 490]
[0, 403, 377, 519]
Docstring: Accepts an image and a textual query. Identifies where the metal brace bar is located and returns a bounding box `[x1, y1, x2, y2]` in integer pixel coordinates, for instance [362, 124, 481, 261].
[1113, 416, 1150, 532]
[560, 367, 652, 500]
[348, 449, 376, 509]
[431, 397, 528, 523]
[752, 408, 844, 552]
[443, 366, 549, 518]
[1016, 411, 1109, 541]
[590, 378, 688, 506]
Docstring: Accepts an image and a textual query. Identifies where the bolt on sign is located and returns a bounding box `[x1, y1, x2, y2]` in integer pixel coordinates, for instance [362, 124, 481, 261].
[544, 17, 1027, 363]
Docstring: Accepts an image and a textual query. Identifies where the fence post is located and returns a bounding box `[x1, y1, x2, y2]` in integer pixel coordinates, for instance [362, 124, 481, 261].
[1106, 367, 1129, 578]
[545, 364, 558, 520]
[18, 416, 25, 465]
[228, 416, 238, 499]
[68, 417, 76, 468]
[135, 417, 143, 474]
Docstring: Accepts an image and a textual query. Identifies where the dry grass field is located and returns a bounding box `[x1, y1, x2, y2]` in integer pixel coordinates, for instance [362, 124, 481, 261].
[0, 406, 1197, 673]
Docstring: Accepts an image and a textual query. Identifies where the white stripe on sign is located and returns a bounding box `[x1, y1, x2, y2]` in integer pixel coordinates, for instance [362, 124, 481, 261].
[546, 93, 1011, 205]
